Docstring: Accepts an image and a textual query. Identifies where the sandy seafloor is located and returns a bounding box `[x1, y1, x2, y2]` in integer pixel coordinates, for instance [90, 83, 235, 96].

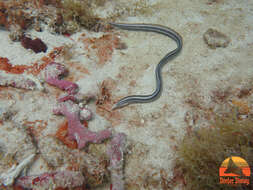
[0, 0, 253, 189]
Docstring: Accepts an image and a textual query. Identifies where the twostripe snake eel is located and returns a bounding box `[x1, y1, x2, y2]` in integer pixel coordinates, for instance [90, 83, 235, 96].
[110, 23, 183, 110]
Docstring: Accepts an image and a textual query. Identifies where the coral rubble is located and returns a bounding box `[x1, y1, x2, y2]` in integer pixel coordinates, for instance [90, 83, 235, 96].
[38, 136, 107, 187]
[16, 170, 85, 190]
[0, 71, 37, 90]
[0, 154, 35, 186]
[0, 121, 37, 186]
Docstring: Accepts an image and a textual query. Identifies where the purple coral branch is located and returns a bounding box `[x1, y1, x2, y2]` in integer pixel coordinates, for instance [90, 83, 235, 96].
[41, 62, 96, 102]
[107, 133, 127, 190]
[44, 62, 110, 149]
[46, 77, 78, 94]
[58, 92, 95, 103]
[41, 62, 78, 94]
[16, 170, 84, 189]
[58, 93, 79, 102]
[53, 101, 111, 149]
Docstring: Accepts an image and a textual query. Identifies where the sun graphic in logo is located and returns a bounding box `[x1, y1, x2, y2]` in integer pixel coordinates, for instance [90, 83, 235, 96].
[219, 156, 250, 177]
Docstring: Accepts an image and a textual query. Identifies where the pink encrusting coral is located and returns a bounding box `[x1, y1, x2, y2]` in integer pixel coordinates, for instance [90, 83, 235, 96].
[41, 62, 78, 94]
[47, 77, 78, 94]
[107, 133, 127, 190]
[58, 91, 95, 103]
[57, 93, 80, 102]
[53, 100, 112, 149]
[15, 170, 85, 189]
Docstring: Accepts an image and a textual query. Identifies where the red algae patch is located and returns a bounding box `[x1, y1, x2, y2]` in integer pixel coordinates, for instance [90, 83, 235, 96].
[82, 33, 126, 65]
[0, 3, 8, 28]
[0, 45, 66, 76]
[0, 57, 29, 74]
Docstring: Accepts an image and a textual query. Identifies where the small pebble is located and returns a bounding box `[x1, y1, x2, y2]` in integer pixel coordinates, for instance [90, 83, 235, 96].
[203, 28, 230, 49]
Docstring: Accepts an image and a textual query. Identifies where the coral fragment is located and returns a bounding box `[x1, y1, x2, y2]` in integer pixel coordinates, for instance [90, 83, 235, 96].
[107, 133, 127, 190]
[53, 101, 111, 149]
[0, 154, 35, 186]
[0, 71, 38, 90]
[41, 62, 78, 94]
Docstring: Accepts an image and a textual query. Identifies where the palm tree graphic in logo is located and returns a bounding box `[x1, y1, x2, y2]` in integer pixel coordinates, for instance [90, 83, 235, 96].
[220, 156, 250, 177]
[224, 157, 245, 176]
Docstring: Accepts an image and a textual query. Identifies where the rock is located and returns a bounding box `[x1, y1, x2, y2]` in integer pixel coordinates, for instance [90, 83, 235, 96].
[203, 28, 230, 49]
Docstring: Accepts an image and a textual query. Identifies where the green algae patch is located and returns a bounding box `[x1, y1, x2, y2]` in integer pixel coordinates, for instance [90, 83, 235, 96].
[175, 109, 253, 190]
[61, 0, 100, 32]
